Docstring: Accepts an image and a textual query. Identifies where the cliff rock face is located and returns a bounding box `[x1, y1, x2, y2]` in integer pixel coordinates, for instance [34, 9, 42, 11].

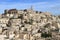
[0, 9, 60, 40]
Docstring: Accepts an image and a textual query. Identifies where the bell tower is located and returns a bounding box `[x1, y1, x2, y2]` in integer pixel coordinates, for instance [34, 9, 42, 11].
[31, 5, 33, 10]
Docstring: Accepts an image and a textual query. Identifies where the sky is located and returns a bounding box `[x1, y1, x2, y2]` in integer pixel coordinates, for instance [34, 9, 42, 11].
[0, 0, 60, 15]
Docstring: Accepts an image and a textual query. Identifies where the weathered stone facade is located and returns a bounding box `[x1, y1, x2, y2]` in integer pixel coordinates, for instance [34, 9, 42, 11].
[0, 8, 60, 40]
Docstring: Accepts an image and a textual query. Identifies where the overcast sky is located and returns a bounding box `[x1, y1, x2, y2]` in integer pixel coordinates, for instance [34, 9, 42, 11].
[0, 0, 60, 15]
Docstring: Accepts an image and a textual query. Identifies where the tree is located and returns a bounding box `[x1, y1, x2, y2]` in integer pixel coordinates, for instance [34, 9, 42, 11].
[41, 32, 52, 38]
[24, 9, 27, 12]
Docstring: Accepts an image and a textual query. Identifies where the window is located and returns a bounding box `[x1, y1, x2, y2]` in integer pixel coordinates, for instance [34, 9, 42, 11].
[24, 28, 27, 31]
[38, 30, 41, 33]
[21, 25, 24, 27]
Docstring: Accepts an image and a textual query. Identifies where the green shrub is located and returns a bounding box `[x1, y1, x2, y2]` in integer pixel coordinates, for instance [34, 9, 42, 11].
[41, 32, 52, 38]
